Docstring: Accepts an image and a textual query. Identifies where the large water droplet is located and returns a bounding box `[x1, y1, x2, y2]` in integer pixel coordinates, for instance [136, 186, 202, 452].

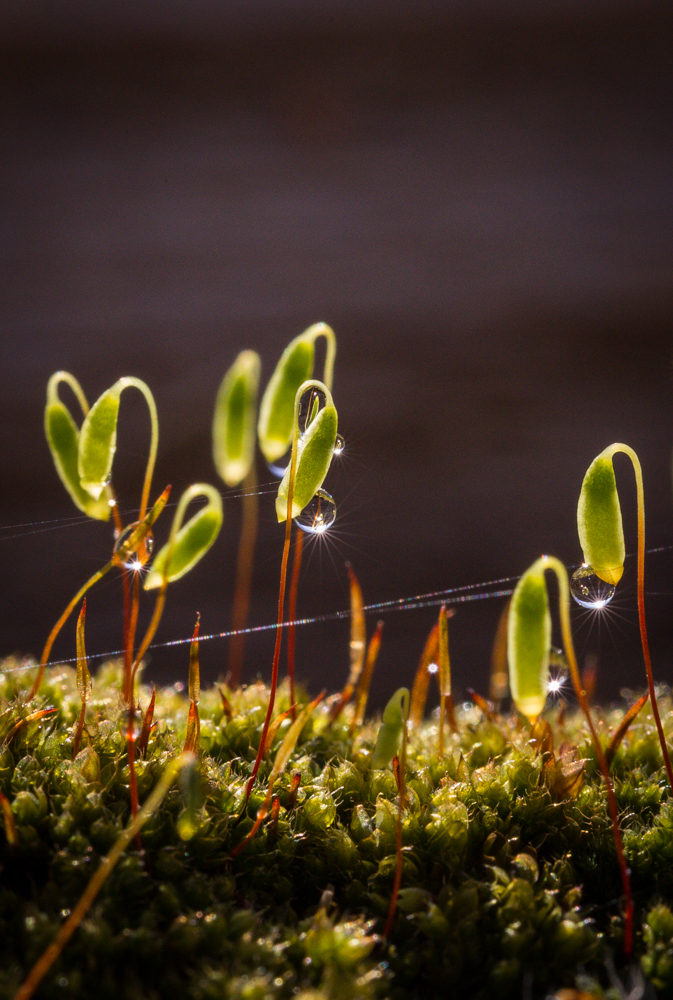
[333, 434, 345, 456]
[296, 489, 336, 534]
[298, 386, 326, 433]
[113, 523, 153, 569]
[267, 449, 291, 478]
[570, 564, 616, 609]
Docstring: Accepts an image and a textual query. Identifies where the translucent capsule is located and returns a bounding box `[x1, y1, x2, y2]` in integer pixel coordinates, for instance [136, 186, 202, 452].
[333, 434, 345, 456]
[570, 563, 616, 609]
[296, 489, 336, 534]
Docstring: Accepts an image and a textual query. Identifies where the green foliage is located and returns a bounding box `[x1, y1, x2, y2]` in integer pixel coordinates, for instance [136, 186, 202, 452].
[2, 662, 673, 1000]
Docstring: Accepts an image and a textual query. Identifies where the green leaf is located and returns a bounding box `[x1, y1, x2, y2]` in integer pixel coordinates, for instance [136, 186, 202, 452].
[276, 400, 338, 522]
[44, 373, 110, 520]
[213, 350, 261, 487]
[577, 450, 625, 585]
[508, 563, 550, 723]
[144, 484, 223, 589]
[371, 688, 409, 769]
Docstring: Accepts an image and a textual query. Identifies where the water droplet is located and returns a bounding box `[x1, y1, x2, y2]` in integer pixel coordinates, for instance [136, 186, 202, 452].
[113, 523, 153, 569]
[570, 564, 616, 609]
[143, 533, 154, 558]
[333, 434, 345, 456]
[298, 386, 326, 433]
[267, 449, 291, 478]
[296, 489, 336, 534]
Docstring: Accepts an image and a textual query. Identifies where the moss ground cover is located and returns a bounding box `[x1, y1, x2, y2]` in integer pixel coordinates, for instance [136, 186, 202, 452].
[2, 659, 673, 999]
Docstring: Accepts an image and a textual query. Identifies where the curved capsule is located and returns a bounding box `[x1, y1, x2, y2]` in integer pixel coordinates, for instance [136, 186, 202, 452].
[371, 687, 409, 769]
[507, 561, 550, 723]
[275, 382, 338, 522]
[144, 484, 223, 589]
[258, 323, 336, 463]
[44, 372, 110, 520]
[577, 447, 625, 586]
[212, 350, 261, 487]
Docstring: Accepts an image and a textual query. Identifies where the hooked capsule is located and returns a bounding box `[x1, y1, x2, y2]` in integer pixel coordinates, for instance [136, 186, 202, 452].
[577, 447, 625, 587]
[44, 372, 110, 520]
[258, 323, 336, 464]
[508, 561, 550, 723]
[275, 381, 338, 522]
[144, 484, 223, 589]
[212, 350, 261, 487]
[371, 687, 409, 769]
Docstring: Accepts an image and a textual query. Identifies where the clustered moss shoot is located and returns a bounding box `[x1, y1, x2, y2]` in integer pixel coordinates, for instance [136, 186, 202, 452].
[2, 660, 673, 1000]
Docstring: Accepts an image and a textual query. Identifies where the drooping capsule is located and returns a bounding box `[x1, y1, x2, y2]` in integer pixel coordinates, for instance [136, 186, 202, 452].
[212, 350, 261, 488]
[144, 484, 223, 589]
[577, 447, 625, 587]
[258, 323, 336, 464]
[508, 560, 551, 723]
[275, 381, 338, 523]
[44, 372, 110, 520]
[371, 688, 409, 769]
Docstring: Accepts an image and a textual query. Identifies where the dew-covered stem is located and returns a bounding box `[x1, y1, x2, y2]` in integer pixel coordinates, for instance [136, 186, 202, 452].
[541, 554, 633, 957]
[227, 466, 259, 687]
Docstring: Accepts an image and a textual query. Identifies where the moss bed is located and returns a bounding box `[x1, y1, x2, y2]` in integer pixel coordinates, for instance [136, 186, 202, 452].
[2, 660, 673, 999]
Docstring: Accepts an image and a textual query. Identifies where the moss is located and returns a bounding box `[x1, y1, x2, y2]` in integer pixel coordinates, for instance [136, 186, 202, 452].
[1, 663, 673, 999]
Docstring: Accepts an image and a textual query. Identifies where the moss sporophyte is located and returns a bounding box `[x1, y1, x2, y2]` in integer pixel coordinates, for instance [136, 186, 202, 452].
[3, 339, 673, 999]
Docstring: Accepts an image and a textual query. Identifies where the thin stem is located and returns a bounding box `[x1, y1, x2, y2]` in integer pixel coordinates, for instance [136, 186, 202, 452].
[47, 371, 89, 419]
[306, 323, 337, 392]
[286, 525, 304, 721]
[117, 377, 158, 524]
[609, 444, 673, 789]
[227, 465, 259, 687]
[29, 559, 116, 701]
[543, 555, 633, 958]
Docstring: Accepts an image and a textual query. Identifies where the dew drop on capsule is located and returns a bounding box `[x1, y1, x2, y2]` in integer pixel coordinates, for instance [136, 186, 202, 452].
[333, 434, 345, 456]
[296, 489, 336, 534]
[570, 563, 616, 609]
[298, 386, 326, 433]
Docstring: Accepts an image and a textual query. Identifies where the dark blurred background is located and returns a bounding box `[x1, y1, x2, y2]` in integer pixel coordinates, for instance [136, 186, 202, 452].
[1, 0, 672, 708]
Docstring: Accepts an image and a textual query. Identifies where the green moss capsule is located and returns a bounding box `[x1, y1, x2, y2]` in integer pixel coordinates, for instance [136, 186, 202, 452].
[44, 373, 110, 520]
[275, 381, 338, 522]
[508, 562, 550, 723]
[258, 323, 336, 464]
[371, 687, 409, 769]
[577, 447, 625, 586]
[212, 350, 261, 487]
[144, 484, 223, 589]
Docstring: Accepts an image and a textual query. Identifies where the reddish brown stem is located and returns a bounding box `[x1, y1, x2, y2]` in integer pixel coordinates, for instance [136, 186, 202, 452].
[286, 526, 304, 721]
[228, 466, 259, 687]
[245, 512, 293, 802]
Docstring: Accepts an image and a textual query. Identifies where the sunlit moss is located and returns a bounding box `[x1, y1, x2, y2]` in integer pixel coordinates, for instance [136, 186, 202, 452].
[2, 662, 673, 999]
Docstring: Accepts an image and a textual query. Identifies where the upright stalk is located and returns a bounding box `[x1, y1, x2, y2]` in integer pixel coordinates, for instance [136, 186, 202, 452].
[608, 445, 673, 789]
[227, 466, 259, 687]
[543, 555, 634, 956]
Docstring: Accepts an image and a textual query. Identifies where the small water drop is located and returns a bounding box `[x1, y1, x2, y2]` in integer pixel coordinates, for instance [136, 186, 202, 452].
[296, 489, 336, 534]
[143, 532, 154, 559]
[298, 386, 326, 433]
[570, 564, 616, 609]
[267, 449, 291, 478]
[333, 434, 345, 456]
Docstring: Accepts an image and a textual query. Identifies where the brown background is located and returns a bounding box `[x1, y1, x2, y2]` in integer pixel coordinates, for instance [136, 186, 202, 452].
[1, 1, 672, 707]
